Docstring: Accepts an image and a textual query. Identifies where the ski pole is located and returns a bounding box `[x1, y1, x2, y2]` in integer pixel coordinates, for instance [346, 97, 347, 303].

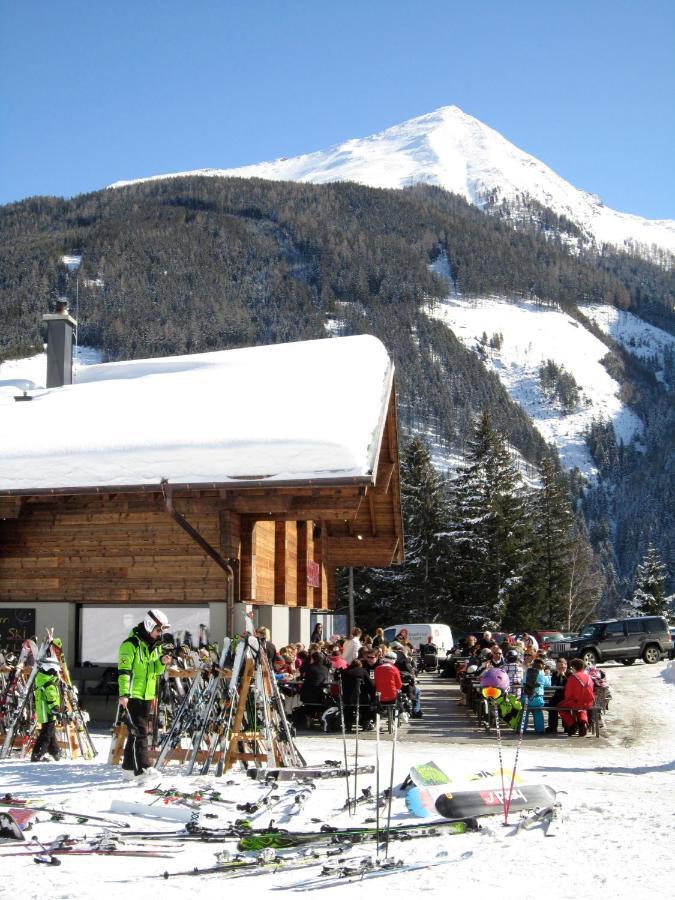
[384, 703, 398, 859]
[31, 835, 61, 867]
[353, 689, 360, 815]
[505, 695, 529, 821]
[482, 687, 508, 825]
[337, 679, 351, 815]
[492, 701, 508, 826]
[375, 692, 381, 860]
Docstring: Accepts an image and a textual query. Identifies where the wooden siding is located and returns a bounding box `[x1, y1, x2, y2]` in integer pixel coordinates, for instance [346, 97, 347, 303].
[0, 493, 225, 604]
[0, 493, 333, 609]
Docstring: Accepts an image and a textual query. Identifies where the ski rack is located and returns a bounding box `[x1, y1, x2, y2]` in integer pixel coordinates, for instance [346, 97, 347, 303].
[221, 634, 306, 774]
[108, 635, 306, 776]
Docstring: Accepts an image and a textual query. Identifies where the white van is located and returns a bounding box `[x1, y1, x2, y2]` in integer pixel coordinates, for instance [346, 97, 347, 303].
[383, 623, 453, 655]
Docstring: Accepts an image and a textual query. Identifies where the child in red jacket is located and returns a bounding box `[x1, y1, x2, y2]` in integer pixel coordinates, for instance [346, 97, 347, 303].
[559, 658, 595, 736]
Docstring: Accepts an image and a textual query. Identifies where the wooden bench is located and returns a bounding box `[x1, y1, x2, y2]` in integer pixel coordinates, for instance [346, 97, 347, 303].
[466, 679, 607, 738]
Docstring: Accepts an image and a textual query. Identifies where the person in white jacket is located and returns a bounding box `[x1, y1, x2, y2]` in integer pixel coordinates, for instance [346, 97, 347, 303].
[522, 633, 539, 652]
[342, 627, 362, 665]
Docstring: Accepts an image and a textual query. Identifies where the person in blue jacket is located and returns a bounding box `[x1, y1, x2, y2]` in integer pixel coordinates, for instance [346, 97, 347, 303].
[520, 658, 551, 734]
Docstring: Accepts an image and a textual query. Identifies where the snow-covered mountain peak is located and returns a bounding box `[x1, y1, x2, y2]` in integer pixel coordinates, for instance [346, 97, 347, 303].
[110, 105, 675, 258]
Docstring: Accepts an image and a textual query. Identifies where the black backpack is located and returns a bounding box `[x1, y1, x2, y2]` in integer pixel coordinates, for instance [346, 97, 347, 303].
[523, 667, 539, 699]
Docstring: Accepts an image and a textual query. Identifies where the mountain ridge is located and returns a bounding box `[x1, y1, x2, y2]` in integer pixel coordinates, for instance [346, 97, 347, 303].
[110, 104, 675, 258]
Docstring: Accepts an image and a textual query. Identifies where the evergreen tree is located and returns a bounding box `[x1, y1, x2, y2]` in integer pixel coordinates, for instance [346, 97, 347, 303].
[449, 411, 529, 629]
[630, 545, 668, 616]
[392, 435, 451, 620]
[525, 456, 577, 629]
[339, 435, 451, 629]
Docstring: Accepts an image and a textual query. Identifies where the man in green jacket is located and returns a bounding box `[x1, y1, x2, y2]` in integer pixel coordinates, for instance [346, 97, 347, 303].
[118, 608, 172, 781]
[31, 656, 63, 762]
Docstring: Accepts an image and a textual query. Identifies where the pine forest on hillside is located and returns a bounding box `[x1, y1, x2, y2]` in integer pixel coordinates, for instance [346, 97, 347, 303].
[342, 427, 602, 634]
[0, 176, 673, 619]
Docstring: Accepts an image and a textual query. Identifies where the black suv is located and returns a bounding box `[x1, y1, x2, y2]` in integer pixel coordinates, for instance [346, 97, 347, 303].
[549, 616, 673, 666]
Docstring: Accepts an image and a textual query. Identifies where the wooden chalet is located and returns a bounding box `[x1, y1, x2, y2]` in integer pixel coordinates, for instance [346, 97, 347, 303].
[0, 333, 403, 664]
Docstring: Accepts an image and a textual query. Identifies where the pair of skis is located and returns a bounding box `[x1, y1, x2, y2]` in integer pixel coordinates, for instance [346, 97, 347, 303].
[247, 763, 375, 782]
[0, 837, 178, 859]
[1, 795, 129, 830]
[236, 816, 476, 851]
[281, 853, 462, 890]
[160, 844, 354, 879]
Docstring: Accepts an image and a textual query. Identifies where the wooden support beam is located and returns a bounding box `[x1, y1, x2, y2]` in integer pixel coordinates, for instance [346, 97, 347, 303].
[223, 495, 362, 518]
[296, 521, 308, 608]
[274, 521, 287, 605]
[239, 518, 256, 602]
[368, 493, 377, 537]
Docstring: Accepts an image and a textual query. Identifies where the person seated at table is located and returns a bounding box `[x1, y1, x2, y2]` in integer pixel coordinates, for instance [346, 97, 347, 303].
[329, 646, 348, 671]
[373, 650, 402, 705]
[475, 648, 493, 678]
[479, 630, 494, 649]
[521, 658, 551, 734]
[559, 658, 595, 737]
[545, 657, 568, 733]
[359, 646, 381, 676]
[522, 632, 539, 652]
[488, 645, 506, 668]
[458, 663, 479, 706]
[522, 648, 537, 669]
[272, 655, 299, 697]
[372, 627, 386, 648]
[276, 646, 296, 672]
[457, 634, 479, 655]
[340, 659, 376, 730]
[299, 651, 331, 709]
[296, 648, 311, 677]
[503, 649, 523, 691]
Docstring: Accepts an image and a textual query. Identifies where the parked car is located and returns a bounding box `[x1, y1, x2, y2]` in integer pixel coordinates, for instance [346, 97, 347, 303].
[549, 616, 673, 666]
[533, 630, 566, 650]
[669, 626, 675, 660]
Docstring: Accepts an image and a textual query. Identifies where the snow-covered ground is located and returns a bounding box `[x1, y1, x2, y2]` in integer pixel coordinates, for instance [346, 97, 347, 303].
[426, 296, 644, 476]
[582, 303, 675, 386]
[1, 661, 673, 899]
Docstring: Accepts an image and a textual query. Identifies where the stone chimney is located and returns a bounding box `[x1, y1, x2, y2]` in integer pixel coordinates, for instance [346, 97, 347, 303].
[43, 299, 77, 388]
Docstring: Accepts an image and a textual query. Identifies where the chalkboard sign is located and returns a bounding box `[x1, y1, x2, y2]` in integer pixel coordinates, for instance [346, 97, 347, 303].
[0, 608, 36, 651]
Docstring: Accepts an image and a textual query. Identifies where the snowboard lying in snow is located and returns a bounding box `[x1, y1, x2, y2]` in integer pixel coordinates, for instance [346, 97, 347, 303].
[435, 784, 556, 819]
[405, 761, 525, 818]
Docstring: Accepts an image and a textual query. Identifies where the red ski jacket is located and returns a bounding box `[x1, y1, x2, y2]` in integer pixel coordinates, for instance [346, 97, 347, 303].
[561, 670, 594, 709]
[373, 662, 402, 703]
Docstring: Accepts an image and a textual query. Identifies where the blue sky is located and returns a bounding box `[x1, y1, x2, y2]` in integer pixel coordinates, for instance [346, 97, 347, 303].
[1, 0, 673, 219]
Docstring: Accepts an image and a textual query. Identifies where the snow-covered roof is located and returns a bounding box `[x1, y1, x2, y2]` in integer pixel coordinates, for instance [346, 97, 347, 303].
[0, 335, 394, 494]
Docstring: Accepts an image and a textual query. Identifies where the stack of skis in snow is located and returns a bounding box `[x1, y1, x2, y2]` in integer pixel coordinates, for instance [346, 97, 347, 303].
[112, 634, 306, 777]
[0, 629, 96, 761]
